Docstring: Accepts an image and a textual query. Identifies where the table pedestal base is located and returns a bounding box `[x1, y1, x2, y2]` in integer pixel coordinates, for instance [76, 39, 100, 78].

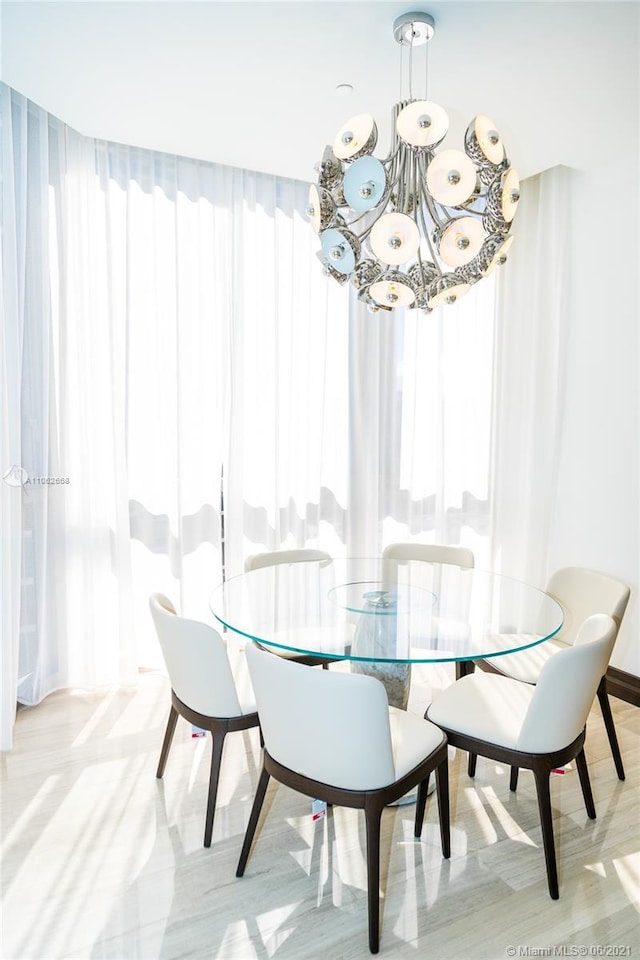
[350, 661, 411, 710]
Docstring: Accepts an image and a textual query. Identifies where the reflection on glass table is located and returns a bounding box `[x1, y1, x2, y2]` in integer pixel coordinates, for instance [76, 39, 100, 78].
[210, 557, 564, 711]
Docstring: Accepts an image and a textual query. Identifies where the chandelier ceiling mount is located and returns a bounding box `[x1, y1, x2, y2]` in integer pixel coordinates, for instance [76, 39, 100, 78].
[392, 11, 435, 46]
[308, 11, 520, 313]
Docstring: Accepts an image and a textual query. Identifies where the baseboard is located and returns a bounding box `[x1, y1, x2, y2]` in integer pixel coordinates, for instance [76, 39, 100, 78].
[477, 660, 639, 707]
[606, 667, 640, 707]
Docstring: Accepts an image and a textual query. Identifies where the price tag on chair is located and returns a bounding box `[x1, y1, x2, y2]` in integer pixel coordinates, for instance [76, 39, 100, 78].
[312, 799, 327, 821]
[192, 725, 206, 738]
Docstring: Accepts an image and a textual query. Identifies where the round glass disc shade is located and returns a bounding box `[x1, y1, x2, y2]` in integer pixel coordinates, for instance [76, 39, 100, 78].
[501, 168, 520, 222]
[333, 113, 376, 160]
[370, 278, 416, 308]
[397, 100, 449, 148]
[428, 280, 471, 308]
[438, 217, 486, 267]
[320, 228, 357, 275]
[472, 115, 505, 165]
[370, 213, 420, 265]
[344, 156, 386, 212]
[426, 149, 477, 206]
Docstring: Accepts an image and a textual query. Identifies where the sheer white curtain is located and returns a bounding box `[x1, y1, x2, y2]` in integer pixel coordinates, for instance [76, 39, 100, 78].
[489, 166, 570, 584]
[98, 146, 232, 651]
[221, 175, 350, 575]
[101, 147, 351, 644]
[1, 84, 24, 750]
[2, 82, 567, 750]
[1, 86, 355, 749]
[1, 86, 137, 749]
[347, 277, 497, 565]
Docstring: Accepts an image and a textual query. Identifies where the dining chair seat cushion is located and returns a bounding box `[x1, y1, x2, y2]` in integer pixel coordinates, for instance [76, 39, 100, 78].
[430, 616, 615, 754]
[403, 618, 472, 653]
[485, 636, 568, 684]
[257, 646, 309, 661]
[480, 569, 630, 782]
[425, 614, 616, 903]
[257, 625, 354, 660]
[388, 706, 447, 781]
[428, 673, 534, 749]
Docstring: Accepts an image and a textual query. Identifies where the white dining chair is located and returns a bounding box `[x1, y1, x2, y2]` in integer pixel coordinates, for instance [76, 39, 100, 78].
[382, 542, 475, 682]
[480, 567, 630, 784]
[426, 614, 617, 899]
[244, 548, 337, 668]
[244, 547, 332, 571]
[382, 542, 475, 569]
[149, 593, 259, 847]
[236, 642, 450, 955]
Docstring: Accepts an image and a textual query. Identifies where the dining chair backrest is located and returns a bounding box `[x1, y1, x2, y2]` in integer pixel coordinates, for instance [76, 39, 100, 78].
[149, 593, 242, 718]
[382, 542, 475, 568]
[244, 548, 332, 572]
[547, 567, 630, 648]
[517, 614, 617, 754]
[245, 642, 396, 790]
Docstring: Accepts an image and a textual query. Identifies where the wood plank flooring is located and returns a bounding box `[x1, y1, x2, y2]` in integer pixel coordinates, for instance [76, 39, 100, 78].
[1, 656, 638, 959]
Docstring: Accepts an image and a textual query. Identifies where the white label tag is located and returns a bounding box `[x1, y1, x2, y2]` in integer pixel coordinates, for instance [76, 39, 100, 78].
[312, 799, 327, 821]
[192, 725, 207, 738]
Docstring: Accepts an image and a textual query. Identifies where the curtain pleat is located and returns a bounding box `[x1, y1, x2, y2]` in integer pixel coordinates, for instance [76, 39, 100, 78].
[488, 166, 570, 585]
[1, 84, 25, 749]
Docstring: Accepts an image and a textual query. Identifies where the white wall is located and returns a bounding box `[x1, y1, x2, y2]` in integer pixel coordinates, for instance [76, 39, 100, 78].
[548, 155, 639, 675]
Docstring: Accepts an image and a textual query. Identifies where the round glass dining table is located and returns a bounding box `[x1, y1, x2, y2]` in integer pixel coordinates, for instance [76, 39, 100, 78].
[210, 557, 564, 709]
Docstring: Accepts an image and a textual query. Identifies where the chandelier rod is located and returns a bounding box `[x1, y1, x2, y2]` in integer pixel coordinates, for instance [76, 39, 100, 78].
[417, 157, 446, 229]
[416, 181, 445, 272]
[424, 19, 429, 99]
[408, 29, 414, 100]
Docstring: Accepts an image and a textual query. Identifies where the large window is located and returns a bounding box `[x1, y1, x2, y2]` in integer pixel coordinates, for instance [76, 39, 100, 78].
[3, 84, 504, 736]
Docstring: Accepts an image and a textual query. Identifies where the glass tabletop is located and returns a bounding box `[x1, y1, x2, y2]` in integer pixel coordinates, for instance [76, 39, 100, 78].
[210, 557, 564, 664]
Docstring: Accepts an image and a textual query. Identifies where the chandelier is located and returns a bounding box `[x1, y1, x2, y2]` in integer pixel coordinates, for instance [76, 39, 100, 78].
[307, 11, 520, 313]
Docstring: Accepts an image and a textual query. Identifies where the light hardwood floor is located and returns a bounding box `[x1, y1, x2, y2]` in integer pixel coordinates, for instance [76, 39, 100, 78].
[2, 655, 638, 960]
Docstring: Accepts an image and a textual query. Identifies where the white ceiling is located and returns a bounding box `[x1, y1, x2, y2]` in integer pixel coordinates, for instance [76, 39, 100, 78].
[0, 0, 638, 184]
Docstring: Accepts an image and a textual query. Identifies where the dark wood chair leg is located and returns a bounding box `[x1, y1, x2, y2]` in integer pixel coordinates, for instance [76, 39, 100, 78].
[467, 752, 477, 778]
[597, 677, 625, 780]
[236, 765, 271, 877]
[204, 732, 226, 848]
[435, 758, 451, 859]
[575, 748, 596, 819]
[414, 774, 430, 838]
[156, 705, 179, 778]
[510, 766, 519, 792]
[456, 661, 476, 680]
[364, 803, 383, 954]
[533, 766, 559, 899]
